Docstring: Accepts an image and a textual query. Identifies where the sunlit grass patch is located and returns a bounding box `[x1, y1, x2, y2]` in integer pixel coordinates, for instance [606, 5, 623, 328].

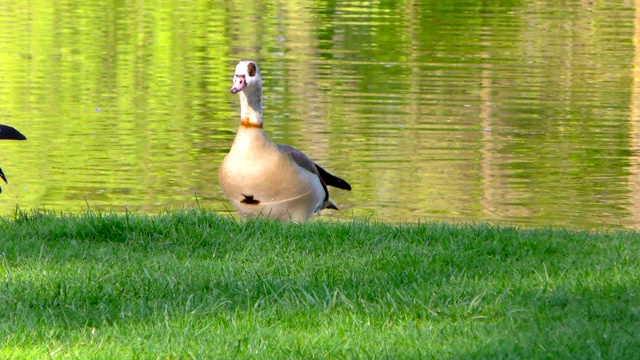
[1, 209, 639, 358]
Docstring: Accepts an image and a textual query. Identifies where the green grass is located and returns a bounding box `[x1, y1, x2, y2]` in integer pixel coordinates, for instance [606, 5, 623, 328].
[0, 209, 638, 359]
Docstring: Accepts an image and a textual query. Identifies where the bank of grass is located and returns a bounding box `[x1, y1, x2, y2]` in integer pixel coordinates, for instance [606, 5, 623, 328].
[0, 209, 638, 359]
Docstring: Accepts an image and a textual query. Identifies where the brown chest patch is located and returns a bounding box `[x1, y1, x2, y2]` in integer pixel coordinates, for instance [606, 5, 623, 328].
[241, 194, 260, 205]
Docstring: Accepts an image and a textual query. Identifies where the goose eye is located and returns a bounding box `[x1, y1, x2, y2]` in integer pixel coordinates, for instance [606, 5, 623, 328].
[247, 63, 256, 77]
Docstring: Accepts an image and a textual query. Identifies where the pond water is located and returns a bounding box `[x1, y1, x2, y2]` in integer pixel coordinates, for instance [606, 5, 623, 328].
[1, 0, 639, 229]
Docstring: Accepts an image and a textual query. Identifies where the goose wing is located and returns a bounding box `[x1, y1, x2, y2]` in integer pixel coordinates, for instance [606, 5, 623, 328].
[0, 125, 27, 140]
[277, 144, 352, 199]
[314, 163, 351, 191]
[277, 144, 330, 202]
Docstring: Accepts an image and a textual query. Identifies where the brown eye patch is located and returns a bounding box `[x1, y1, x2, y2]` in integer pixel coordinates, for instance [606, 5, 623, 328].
[247, 62, 256, 77]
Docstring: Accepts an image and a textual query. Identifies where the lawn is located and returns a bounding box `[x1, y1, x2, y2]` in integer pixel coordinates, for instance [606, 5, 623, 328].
[0, 209, 638, 358]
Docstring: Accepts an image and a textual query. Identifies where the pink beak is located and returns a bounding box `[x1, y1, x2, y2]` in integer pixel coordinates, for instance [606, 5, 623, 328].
[231, 75, 246, 94]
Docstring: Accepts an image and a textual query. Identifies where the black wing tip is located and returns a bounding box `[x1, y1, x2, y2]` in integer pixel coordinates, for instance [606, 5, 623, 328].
[0, 125, 27, 140]
[328, 175, 352, 191]
[330, 178, 351, 191]
[315, 163, 352, 191]
[326, 203, 339, 210]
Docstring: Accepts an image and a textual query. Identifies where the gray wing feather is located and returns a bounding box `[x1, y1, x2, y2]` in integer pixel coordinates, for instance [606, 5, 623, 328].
[277, 144, 331, 204]
[277, 144, 351, 208]
[277, 144, 320, 176]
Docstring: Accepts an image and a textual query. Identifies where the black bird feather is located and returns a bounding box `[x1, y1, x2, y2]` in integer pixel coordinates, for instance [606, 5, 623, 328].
[0, 124, 27, 192]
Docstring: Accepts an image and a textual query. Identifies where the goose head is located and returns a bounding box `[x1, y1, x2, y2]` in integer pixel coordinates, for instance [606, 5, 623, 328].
[231, 61, 262, 95]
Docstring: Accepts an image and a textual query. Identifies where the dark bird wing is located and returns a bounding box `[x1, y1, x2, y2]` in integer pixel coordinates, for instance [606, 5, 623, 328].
[0, 124, 27, 140]
[0, 124, 26, 191]
[314, 163, 351, 191]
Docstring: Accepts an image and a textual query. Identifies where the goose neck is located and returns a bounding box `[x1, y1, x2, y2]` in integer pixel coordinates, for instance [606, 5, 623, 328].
[239, 90, 263, 127]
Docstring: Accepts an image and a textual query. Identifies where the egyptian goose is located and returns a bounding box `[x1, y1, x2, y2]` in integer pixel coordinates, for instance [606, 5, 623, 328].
[218, 61, 351, 221]
[0, 124, 27, 193]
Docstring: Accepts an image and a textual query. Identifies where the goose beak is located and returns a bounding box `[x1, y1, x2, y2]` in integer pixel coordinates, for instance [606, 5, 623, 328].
[231, 75, 247, 94]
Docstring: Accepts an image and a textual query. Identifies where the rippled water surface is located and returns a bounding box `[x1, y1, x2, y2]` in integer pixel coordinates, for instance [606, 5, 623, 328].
[1, 0, 640, 228]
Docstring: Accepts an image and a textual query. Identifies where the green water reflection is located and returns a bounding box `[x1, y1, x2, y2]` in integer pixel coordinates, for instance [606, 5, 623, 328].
[1, 0, 639, 228]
